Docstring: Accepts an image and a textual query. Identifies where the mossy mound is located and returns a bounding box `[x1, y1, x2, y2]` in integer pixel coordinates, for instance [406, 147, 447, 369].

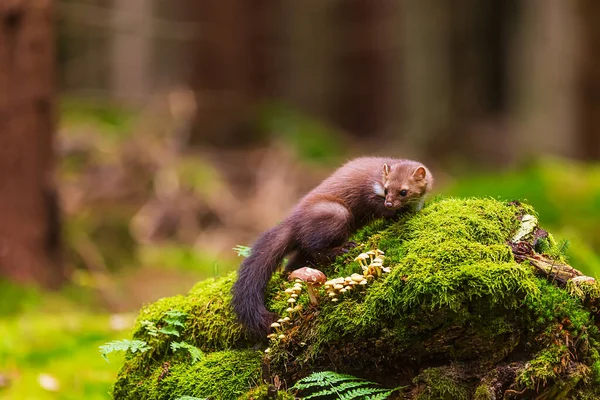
[113, 197, 600, 399]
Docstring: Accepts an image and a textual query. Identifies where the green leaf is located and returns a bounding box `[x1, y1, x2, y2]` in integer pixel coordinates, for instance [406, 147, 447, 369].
[233, 245, 252, 258]
[171, 341, 204, 364]
[159, 326, 180, 337]
[99, 339, 150, 362]
[164, 317, 185, 327]
[164, 310, 188, 318]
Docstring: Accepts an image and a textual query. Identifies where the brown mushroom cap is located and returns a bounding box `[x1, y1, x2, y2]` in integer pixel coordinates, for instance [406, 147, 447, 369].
[288, 267, 327, 286]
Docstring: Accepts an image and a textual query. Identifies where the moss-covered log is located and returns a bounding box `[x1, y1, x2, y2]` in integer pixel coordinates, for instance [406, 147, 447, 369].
[112, 198, 600, 399]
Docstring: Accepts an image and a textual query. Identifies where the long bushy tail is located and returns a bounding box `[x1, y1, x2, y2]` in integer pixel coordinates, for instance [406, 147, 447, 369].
[231, 223, 293, 338]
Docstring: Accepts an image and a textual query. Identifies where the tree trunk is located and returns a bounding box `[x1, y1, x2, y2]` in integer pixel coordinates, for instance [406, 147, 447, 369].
[577, 0, 600, 161]
[190, 0, 279, 146]
[332, 0, 390, 137]
[0, 0, 65, 288]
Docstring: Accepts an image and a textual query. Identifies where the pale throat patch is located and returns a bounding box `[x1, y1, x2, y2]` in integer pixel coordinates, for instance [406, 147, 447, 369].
[373, 181, 385, 198]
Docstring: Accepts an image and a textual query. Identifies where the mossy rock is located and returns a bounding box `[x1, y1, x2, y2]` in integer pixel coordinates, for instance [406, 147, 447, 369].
[112, 198, 600, 399]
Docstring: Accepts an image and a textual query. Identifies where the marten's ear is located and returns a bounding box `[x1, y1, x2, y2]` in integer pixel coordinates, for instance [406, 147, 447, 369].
[383, 163, 391, 179]
[413, 166, 426, 181]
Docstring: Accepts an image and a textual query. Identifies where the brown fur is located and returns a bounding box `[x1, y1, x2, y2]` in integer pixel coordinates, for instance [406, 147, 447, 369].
[231, 157, 433, 338]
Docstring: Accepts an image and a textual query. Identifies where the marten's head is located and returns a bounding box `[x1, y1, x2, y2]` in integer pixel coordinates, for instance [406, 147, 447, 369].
[378, 162, 432, 210]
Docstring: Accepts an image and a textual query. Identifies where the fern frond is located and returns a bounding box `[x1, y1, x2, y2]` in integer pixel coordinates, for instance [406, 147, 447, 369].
[233, 245, 252, 258]
[159, 326, 181, 337]
[293, 371, 397, 400]
[99, 339, 150, 362]
[141, 320, 159, 336]
[293, 371, 359, 389]
[339, 387, 392, 400]
[164, 317, 186, 327]
[164, 310, 188, 318]
[171, 341, 204, 364]
[174, 396, 207, 400]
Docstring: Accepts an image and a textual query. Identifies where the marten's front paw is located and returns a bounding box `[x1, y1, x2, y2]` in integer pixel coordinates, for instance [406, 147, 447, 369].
[328, 241, 357, 258]
[341, 240, 357, 252]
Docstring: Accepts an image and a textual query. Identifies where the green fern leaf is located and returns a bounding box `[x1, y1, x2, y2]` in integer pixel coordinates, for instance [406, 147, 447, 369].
[164, 310, 187, 318]
[159, 326, 180, 337]
[99, 339, 150, 362]
[293, 371, 397, 400]
[233, 245, 252, 258]
[171, 341, 204, 364]
[174, 397, 207, 400]
[164, 317, 186, 327]
[339, 387, 392, 400]
[293, 371, 358, 389]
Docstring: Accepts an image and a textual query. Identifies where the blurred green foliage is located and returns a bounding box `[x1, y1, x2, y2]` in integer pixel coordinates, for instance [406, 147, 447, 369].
[138, 244, 231, 275]
[447, 158, 600, 276]
[60, 98, 135, 139]
[0, 306, 130, 400]
[258, 103, 348, 165]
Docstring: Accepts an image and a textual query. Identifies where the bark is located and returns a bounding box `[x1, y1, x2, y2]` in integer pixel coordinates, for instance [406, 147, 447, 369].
[331, 0, 390, 137]
[577, 0, 600, 161]
[190, 0, 279, 146]
[0, 0, 65, 288]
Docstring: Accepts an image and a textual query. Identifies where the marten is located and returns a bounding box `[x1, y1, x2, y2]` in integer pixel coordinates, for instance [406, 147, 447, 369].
[231, 157, 433, 337]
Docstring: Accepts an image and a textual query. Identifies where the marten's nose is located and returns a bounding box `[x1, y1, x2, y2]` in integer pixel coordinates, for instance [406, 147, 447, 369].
[385, 201, 393, 208]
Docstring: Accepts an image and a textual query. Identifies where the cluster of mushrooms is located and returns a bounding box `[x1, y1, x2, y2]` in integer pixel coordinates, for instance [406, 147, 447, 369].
[354, 249, 389, 277]
[267, 280, 306, 341]
[266, 249, 390, 343]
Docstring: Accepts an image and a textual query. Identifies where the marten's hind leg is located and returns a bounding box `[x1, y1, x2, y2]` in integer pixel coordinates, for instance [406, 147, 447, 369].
[294, 201, 351, 263]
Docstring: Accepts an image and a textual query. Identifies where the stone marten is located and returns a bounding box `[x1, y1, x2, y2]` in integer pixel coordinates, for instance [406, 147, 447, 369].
[231, 157, 433, 337]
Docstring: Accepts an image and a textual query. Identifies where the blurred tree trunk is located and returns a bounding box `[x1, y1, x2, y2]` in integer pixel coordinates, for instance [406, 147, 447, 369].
[577, 0, 600, 161]
[111, 0, 153, 102]
[0, 0, 65, 288]
[190, 0, 279, 146]
[332, 0, 389, 137]
[281, 0, 337, 125]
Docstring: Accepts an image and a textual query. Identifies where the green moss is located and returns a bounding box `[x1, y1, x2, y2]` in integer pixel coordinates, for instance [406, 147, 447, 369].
[113, 273, 257, 399]
[413, 367, 470, 400]
[113, 350, 262, 399]
[473, 384, 494, 400]
[130, 273, 250, 354]
[113, 196, 600, 399]
[238, 385, 295, 400]
[267, 198, 541, 373]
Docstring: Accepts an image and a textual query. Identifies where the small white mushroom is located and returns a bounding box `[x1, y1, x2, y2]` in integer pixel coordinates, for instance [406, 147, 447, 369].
[366, 250, 376, 262]
[354, 253, 369, 267]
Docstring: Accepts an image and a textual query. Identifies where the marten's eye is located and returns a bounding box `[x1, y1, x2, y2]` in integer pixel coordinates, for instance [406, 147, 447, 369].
[399, 189, 408, 197]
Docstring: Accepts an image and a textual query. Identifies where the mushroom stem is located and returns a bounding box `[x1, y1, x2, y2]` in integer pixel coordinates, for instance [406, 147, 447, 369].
[306, 285, 319, 305]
